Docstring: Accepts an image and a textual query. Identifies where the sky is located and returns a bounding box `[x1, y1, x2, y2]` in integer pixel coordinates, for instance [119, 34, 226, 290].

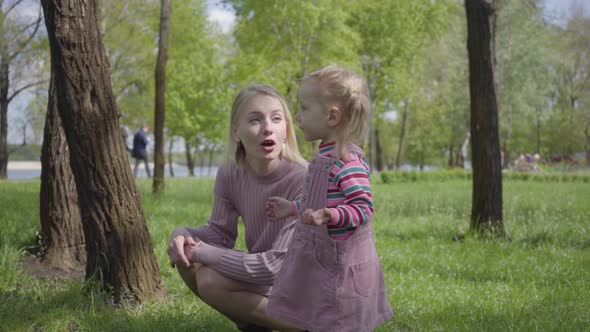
[6, 0, 589, 144]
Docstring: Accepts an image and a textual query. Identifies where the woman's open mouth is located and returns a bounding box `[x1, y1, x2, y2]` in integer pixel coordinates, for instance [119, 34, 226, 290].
[261, 139, 276, 152]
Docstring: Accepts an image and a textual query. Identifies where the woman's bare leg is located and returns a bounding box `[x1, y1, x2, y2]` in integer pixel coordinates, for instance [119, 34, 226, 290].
[177, 263, 244, 326]
[177, 264, 301, 331]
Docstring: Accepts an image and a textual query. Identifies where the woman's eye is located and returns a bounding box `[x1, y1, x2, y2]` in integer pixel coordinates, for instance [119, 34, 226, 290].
[272, 116, 283, 122]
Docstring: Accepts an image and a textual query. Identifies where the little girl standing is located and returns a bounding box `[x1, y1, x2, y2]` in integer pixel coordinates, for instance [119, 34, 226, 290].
[266, 66, 393, 331]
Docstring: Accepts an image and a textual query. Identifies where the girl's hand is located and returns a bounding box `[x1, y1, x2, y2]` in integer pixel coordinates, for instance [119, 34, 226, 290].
[301, 208, 332, 225]
[266, 196, 294, 221]
[167, 235, 199, 269]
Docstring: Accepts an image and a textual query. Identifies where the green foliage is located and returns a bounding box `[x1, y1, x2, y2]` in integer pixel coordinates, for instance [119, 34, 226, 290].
[99, 0, 160, 126]
[496, 1, 555, 157]
[227, 0, 360, 94]
[543, 11, 590, 157]
[166, 0, 231, 149]
[351, 0, 457, 169]
[1, 179, 589, 331]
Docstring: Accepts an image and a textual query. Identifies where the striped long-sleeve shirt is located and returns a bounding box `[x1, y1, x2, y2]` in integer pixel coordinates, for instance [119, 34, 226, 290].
[186, 158, 307, 285]
[294, 142, 374, 240]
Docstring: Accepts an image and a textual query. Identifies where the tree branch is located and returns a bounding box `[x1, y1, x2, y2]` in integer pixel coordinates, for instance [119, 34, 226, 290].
[9, 10, 42, 61]
[7, 80, 47, 103]
[4, 0, 26, 16]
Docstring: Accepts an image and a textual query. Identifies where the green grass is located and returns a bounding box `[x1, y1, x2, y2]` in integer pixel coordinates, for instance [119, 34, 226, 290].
[1, 178, 589, 331]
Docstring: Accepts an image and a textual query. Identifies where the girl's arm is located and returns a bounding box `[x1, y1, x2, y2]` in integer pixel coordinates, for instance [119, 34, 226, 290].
[327, 160, 374, 228]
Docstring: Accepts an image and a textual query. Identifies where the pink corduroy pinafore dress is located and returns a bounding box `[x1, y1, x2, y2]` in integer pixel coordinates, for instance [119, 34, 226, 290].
[267, 153, 393, 332]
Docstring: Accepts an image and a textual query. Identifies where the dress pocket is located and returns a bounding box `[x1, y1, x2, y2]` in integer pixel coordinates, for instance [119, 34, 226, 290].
[351, 258, 382, 297]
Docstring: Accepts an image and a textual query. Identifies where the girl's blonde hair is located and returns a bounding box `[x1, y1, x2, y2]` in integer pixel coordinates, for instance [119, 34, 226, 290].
[225, 85, 305, 166]
[304, 65, 370, 159]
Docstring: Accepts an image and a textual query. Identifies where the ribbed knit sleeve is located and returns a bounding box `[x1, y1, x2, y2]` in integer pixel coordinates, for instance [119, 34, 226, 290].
[195, 219, 297, 285]
[188, 165, 239, 249]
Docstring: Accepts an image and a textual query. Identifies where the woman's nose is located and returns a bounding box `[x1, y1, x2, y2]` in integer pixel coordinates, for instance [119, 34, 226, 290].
[262, 119, 273, 135]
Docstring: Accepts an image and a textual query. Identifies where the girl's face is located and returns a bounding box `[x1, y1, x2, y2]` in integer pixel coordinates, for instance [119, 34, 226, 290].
[296, 80, 332, 142]
[233, 94, 287, 165]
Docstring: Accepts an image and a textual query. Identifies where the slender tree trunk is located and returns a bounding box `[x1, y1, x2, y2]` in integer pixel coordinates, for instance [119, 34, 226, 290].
[395, 100, 409, 169]
[465, 0, 504, 237]
[185, 140, 194, 176]
[40, 74, 85, 271]
[199, 150, 205, 176]
[21, 123, 27, 145]
[0, 45, 8, 179]
[41, 0, 163, 302]
[152, 0, 171, 194]
[375, 124, 383, 171]
[535, 107, 541, 154]
[585, 124, 590, 166]
[207, 146, 214, 176]
[502, 127, 511, 166]
[448, 144, 454, 168]
[168, 136, 174, 177]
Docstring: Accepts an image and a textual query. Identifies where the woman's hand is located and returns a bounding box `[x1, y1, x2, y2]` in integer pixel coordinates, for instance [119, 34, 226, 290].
[266, 196, 294, 221]
[300, 208, 332, 226]
[167, 231, 199, 269]
[183, 239, 200, 264]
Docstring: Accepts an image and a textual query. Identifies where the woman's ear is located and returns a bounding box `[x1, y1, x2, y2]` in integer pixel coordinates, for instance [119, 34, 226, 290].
[327, 106, 342, 128]
[232, 127, 240, 143]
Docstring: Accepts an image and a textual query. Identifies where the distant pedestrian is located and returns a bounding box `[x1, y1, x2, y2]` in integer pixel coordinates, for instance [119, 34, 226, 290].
[132, 124, 151, 178]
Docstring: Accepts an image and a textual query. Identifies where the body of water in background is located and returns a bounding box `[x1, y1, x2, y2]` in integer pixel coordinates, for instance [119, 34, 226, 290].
[7, 163, 218, 180]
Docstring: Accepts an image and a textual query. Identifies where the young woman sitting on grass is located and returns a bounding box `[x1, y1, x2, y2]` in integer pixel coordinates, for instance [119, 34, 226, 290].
[167, 85, 307, 332]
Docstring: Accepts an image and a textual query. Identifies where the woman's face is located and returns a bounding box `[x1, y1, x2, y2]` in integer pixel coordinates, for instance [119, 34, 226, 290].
[234, 94, 287, 165]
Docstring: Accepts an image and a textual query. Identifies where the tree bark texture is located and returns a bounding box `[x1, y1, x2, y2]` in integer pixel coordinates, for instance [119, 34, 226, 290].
[41, 0, 163, 302]
[152, 0, 171, 194]
[465, 0, 504, 236]
[40, 74, 85, 271]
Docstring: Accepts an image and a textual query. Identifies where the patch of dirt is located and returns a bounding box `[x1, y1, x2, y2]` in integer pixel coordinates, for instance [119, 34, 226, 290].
[20, 254, 84, 281]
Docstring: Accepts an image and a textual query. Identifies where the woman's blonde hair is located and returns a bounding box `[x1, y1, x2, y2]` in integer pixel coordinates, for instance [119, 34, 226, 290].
[225, 85, 305, 166]
[304, 65, 370, 159]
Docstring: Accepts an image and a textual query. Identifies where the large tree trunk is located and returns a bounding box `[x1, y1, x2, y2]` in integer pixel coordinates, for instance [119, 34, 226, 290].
[0, 45, 8, 179]
[41, 0, 163, 302]
[40, 74, 85, 271]
[395, 100, 409, 169]
[465, 0, 504, 237]
[185, 140, 194, 176]
[152, 0, 171, 194]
